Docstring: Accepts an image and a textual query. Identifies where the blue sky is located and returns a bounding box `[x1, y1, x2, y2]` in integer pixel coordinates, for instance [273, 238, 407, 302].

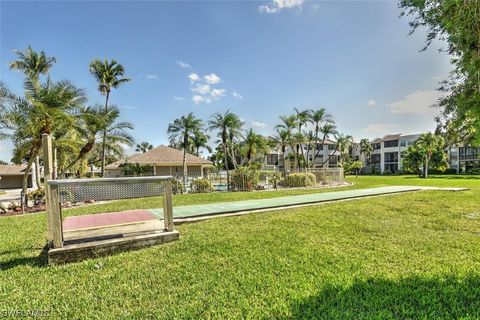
[0, 0, 452, 162]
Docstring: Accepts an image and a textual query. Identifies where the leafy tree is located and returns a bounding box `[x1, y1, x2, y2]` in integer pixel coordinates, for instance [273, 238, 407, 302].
[399, 0, 480, 145]
[9, 46, 56, 80]
[167, 113, 203, 185]
[135, 141, 153, 153]
[241, 129, 270, 165]
[190, 130, 212, 156]
[89, 58, 130, 177]
[276, 114, 298, 170]
[415, 132, 448, 178]
[272, 129, 291, 177]
[309, 108, 334, 167]
[359, 138, 373, 165]
[402, 145, 425, 177]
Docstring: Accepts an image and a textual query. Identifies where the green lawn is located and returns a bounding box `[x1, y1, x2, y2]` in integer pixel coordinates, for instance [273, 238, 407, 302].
[1, 175, 480, 319]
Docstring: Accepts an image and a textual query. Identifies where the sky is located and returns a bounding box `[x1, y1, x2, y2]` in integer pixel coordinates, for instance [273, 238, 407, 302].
[0, 0, 452, 162]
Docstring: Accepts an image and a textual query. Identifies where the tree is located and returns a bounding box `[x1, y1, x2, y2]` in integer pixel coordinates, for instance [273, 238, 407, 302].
[9, 46, 56, 80]
[399, 0, 480, 145]
[276, 114, 298, 171]
[318, 122, 338, 167]
[415, 132, 447, 178]
[241, 129, 270, 165]
[64, 105, 134, 176]
[190, 130, 212, 156]
[359, 138, 373, 165]
[89, 58, 130, 177]
[322, 133, 353, 167]
[135, 141, 153, 153]
[272, 129, 290, 177]
[309, 108, 333, 167]
[167, 113, 203, 185]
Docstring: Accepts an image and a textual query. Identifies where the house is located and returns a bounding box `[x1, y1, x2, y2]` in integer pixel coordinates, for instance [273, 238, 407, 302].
[0, 165, 33, 189]
[105, 145, 213, 178]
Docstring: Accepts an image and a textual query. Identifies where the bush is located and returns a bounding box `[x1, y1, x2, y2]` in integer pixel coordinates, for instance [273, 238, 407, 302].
[27, 187, 45, 202]
[172, 179, 185, 195]
[281, 173, 316, 188]
[191, 179, 212, 193]
[230, 166, 259, 191]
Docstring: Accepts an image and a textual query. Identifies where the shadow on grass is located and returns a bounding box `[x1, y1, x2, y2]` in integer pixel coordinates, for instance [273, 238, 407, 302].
[0, 243, 49, 270]
[402, 175, 480, 180]
[282, 275, 480, 319]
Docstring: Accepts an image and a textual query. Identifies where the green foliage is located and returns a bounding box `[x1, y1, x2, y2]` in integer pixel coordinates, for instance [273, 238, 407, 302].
[120, 163, 153, 176]
[230, 166, 260, 191]
[281, 172, 316, 187]
[191, 179, 212, 193]
[171, 179, 184, 195]
[27, 187, 45, 201]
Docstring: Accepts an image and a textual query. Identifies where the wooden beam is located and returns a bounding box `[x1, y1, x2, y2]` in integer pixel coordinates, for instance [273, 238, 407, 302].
[163, 179, 174, 231]
[50, 184, 64, 248]
[42, 134, 54, 243]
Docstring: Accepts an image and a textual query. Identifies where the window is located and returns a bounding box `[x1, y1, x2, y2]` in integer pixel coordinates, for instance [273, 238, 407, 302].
[384, 140, 398, 148]
[384, 152, 398, 163]
[400, 140, 406, 147]
[372, 143, 381, 150]
[266, 154, 279, 166]
[328, 144, 336, 150]
[371, 154, 381, 164]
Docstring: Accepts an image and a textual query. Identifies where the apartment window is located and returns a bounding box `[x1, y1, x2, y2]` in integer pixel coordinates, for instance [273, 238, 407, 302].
[384, 152, 398, 164]
[316, 143, 323, 150]
[400, 140, 406, 147]
[371, 154, 381, 164]
[372, 143, 381, 150]
[384, 140, 398, 148]
[459, 147, 480, 160]
[328, 144, 336, 150]
[266, 154, 279, 166]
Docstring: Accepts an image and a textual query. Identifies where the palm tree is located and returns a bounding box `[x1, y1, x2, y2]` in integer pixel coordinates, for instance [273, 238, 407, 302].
[276, 114, 298, 171]
[167, 113, 203, 185]
[135, 141, 153, 153]
[190, 131, 212, 156]
[293, 108, 311, 169]
[242, 129, 270, 164]
[89, 58, 130, 177]
[318, 122, 338, 167]
[336, 133, 354, 165]
[272, 129, 291, 177]
[64, 105, 134, 176]
[9, 46, 56, 79]
[359, 138, 373, 165]
[208, 110, 244, 188]
[226, 114, 244, 169]
[310, 108, 333, 166]
[415, 133, 445, 178]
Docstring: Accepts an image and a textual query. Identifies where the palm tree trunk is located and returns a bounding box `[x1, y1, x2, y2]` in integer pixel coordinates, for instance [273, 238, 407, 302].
[100, 90, 110, 178]
[223, 143, 230, 190]
[281, 146, 286, 178]
[35, 155, 41, 188]
[424, 157, 429, 178]
[22, 147, 38, 210]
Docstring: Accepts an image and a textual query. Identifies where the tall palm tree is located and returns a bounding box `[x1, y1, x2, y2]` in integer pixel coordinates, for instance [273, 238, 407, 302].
[226, 114, 244, 169]
[359, 138, 373, 165]
[293, 108, 311, 168]
[64, 105, 134, 176]
[242, 129, 270, 164]
[272, 129, 291, 177]
[89, 58, 130, 177]
[208, 110, 243, 188]
[336, 133, 354, 165]
[310, 108, 333, 166]
[167, 113, 203, 185]
[190, 131, 212, 156]
[276, 114, 298, 171]
[415, 132, 445, 178]
[135, 141, 153, 153]
[9, 46, 56, 79]
[318, 122, 338, 167]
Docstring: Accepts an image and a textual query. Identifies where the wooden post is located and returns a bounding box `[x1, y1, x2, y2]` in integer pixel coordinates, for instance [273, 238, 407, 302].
[163, 179, 174, 232]
[50, 184, 63, 248]
[53, 147, 58, 179]
[42, 134, 54, 243]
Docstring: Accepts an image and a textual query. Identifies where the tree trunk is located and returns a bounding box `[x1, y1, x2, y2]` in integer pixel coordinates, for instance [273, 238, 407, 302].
[281, 146, 286, 178]
[223, 142, 230, 190]
[424, 157, 429, 178]
[22, 147, 38, 210]
[100, 90, 110, 178]
[35, 155, 41, 188]
[183, 135, 188, 187]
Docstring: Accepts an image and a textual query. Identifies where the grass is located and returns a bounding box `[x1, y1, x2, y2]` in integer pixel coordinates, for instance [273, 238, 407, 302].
[0, 175, 480, 318]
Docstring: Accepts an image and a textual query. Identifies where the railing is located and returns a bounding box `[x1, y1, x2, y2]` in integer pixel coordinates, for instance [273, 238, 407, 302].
[45, 176, 175, 249]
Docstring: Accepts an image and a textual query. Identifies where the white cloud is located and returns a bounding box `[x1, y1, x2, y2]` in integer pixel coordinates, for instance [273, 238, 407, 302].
[259, 0, 304, 14]
[204, 73, 221, 85]
[192, 84, 211, 95]
[146, 74, 157, 79]
[188, 73, 199, 83]
[173, 96, 186, 101]
[210, 88, 226, 98]
[362, 123, 399, 135]
[387, 90, 442, 114]
[176, 60, 190, 68]
[192, 95, 204, 104]
[232, 91, 243, 99]
[251, 121, 267, 129]
[367, 99, 376, 107]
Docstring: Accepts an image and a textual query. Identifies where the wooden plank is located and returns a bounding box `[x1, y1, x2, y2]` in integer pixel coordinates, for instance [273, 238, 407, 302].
[163, 180, 174, 231]
[50, 184, 63, 248]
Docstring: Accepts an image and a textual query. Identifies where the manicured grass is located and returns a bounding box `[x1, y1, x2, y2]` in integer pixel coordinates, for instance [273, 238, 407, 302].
[0, 175, 479, 318]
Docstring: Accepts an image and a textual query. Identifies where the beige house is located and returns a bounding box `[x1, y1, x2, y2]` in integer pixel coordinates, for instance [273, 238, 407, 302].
[105, 145, 213, 178]
[0, 165, 33, 189]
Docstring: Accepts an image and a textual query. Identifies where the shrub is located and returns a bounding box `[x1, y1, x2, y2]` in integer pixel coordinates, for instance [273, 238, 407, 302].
[172, 179, 184, 195]
[27, 187, 45, 202]
[230, 166, 259, 191]
[281, 173, 316, 188]
[191, 179, 212, 193]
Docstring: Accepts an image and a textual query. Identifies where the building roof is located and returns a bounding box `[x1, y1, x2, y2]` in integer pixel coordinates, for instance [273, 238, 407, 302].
[0, 165, 29, 175]
[382, 134, 402, 141]
[106, 145, 212, 169]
